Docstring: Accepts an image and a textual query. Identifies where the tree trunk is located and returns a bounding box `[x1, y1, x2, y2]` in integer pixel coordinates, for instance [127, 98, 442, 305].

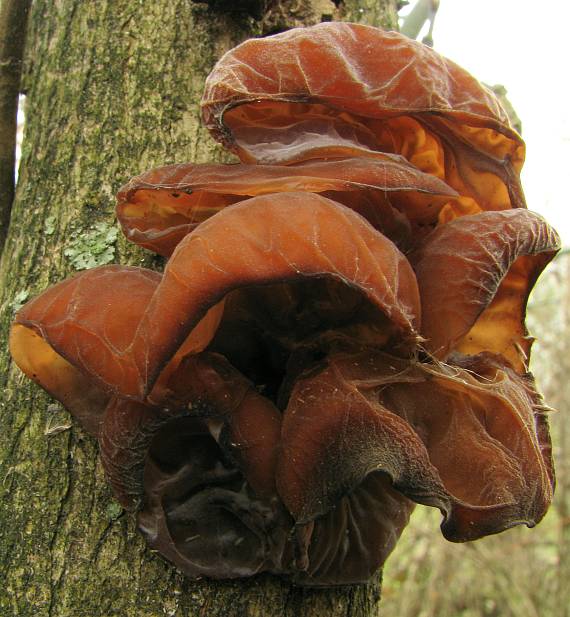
[0, 1, 399, 615]
[0, 0, 31, 254]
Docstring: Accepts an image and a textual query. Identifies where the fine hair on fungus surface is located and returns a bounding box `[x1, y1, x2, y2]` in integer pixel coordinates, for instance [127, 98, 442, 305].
[10, 22, 560, 586]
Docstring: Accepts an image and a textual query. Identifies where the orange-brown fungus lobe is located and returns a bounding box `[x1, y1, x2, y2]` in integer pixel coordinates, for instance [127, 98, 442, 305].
[116, 157, 457, 256]
[413, 210, 560, 371]
[10, 265, 232, 404]
[202, 22, 525, 217]
[133, 192, 421, 398]
[9, 266, 161, 434]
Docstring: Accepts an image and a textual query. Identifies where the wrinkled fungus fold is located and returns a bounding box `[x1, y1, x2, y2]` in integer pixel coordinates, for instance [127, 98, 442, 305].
[413, 210, 561, 370]
[9, 21, 559, 587]
[100, 352, 288, 579]
[278, 349, 553, 544]
[116, 157, 457, 256]
[132, 192, 421, 399]
[202, 22, 525, 216]
[9, 265, 161, 434]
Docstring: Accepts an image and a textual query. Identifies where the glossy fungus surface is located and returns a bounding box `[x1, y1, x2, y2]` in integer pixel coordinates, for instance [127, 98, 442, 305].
[10, 21, 560, 587]
[116, 157, 457, 256]
[10, 266, 161, 435]
[413, 210, 560, 370]
[133, 192, 421, 400]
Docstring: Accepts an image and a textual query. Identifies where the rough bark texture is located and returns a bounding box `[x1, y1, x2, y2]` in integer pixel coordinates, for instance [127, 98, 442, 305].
[0, 1, 398, 615]
[0, 0, 31, 253]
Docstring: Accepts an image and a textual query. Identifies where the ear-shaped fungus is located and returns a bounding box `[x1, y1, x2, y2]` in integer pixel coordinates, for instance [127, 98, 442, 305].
[202, 22, 526, 221]
[116, 156, 457, 256]
[9, 20, 560, 588]
[9, 263, 229, 406]
[412, 210, 561, 370]
[278, 349, 554, 584]
[100, 352, 288, 579]
[9, 266, 161, 435]
[132, 192, 421, 400]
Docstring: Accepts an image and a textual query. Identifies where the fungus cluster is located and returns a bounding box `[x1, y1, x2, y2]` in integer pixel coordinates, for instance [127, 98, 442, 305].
[10, 23, 559, 586]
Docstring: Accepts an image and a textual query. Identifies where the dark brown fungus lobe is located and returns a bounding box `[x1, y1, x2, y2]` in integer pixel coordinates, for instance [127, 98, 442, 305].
[150, 352, 283, 500]
[202, 22, 526, 220]
[277, 349, 553, 584]
[8, 266, 162, 435]
[128, 192, 421, 401]
[291, 474, 414, 586]
[99, 352, 288, 579]
[412, 210, 561, 371]
[116, 156, 457, 257]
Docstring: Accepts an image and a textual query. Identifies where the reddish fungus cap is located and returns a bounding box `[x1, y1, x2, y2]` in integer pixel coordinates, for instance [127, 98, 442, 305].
[132, 192, 421, 399]
[202, 23, 517, 148]
[9, 266, 161, 435]
[116, 157, 457, 256]
[412, 209, 561, 370]
[202, 22, 526, 219]
[100, 353, 288, 580]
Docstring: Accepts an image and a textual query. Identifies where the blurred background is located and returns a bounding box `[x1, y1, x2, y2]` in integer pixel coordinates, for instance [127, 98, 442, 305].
[381, 3, 570, 616]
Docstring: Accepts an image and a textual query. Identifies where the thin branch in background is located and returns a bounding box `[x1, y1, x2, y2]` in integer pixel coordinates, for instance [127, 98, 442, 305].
[0, 0, 32, 256]
[399, 0, 439, 46]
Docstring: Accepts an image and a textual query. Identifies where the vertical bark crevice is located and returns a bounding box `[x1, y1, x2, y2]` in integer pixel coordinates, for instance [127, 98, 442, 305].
[0, 0, 31, 256]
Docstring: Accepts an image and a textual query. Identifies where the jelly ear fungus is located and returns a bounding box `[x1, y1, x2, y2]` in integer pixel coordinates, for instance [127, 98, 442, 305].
[9, 21, 561, 587]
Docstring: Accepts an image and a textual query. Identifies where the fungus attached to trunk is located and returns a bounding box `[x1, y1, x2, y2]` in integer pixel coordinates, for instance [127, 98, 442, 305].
[9, 21, 560, 587]
[9, 266, 161, 435]
[278, 350, 554, 549]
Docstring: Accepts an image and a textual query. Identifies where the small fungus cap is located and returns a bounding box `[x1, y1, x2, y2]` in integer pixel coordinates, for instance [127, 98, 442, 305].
[412, 209, 561, 371]
[99, 353, 287, 580]
[202, 23, 516, 146]
[9, 266, 161, 435]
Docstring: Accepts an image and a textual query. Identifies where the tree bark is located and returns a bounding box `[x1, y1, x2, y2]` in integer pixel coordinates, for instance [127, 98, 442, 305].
[0, 1, 399, 615]
[0, 0, 32, 254]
